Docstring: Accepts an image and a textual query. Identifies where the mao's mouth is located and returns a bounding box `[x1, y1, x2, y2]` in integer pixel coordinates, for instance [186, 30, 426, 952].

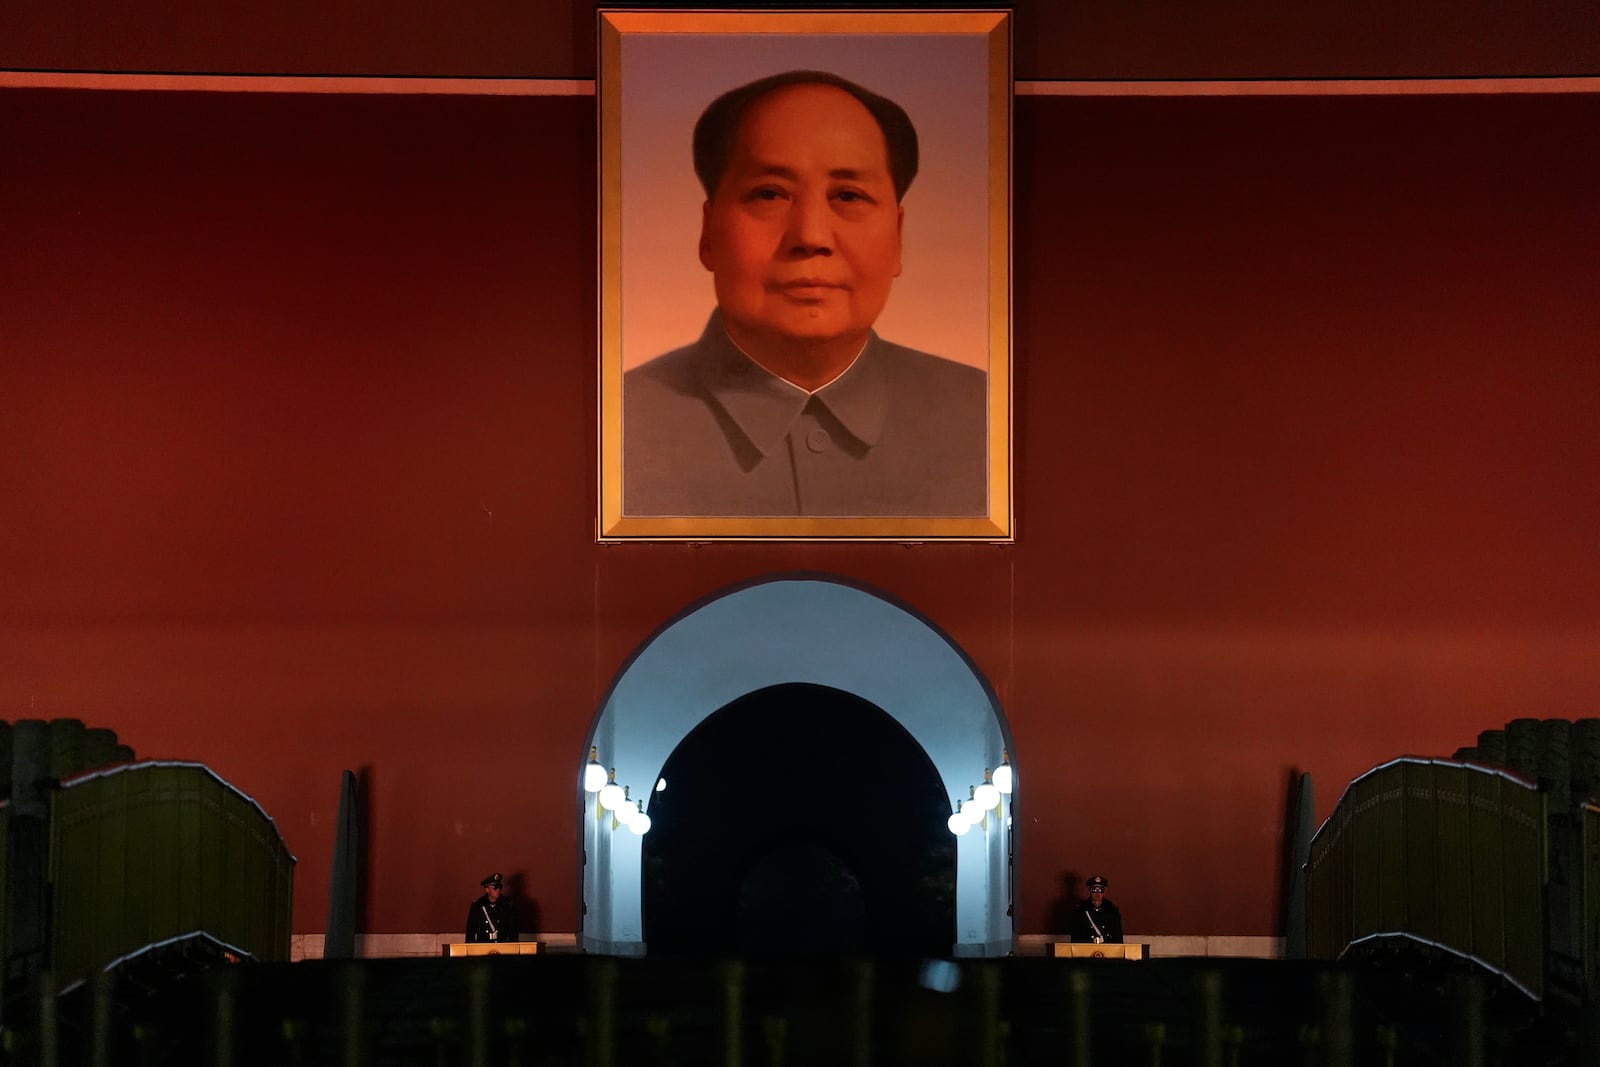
[774, 279, 847, 298]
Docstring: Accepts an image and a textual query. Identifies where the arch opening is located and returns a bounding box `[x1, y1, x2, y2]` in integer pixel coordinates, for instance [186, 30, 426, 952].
[580, 575, 1014, 957]
[644, 683, 955, 957]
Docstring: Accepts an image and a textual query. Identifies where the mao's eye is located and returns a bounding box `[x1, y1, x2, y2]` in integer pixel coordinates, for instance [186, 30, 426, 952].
[830, 187, 880, 218]
[745, 186, 789, 202]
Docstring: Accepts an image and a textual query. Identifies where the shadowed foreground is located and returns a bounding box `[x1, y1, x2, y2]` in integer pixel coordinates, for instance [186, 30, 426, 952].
[14, 952, 1594, 1066]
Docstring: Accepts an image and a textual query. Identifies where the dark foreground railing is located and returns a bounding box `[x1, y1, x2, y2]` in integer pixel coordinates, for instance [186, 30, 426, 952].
[7, 953, 1581, 1067]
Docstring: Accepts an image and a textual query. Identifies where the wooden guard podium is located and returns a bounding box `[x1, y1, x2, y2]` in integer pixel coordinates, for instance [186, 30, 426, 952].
[1050, 942, 1146, 960]
[444, 941, 542, 957]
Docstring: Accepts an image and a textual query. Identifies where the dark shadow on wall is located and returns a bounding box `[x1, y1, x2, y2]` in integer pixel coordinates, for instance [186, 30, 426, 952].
[1044, 870, 1085, 935]
[508, 870, 541, 940]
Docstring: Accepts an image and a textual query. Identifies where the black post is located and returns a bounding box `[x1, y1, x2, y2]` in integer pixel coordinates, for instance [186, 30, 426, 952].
[325, 770, 361, 960]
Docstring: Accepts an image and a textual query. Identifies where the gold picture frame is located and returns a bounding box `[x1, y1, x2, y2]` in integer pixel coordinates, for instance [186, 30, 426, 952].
[598, 9, 1012, 541]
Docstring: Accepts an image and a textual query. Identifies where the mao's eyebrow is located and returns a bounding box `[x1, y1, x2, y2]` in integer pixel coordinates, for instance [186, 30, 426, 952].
[737, 162, 887, 182]
[745, 163, 800, 182]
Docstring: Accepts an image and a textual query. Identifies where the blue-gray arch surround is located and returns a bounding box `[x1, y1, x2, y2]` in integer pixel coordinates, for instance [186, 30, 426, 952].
[579, 574, 1016, 957]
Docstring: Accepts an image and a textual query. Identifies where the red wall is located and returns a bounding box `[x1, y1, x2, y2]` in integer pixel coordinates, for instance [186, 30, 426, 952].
[3, 0, 1596, 79]
[3, 87, 1597, 938]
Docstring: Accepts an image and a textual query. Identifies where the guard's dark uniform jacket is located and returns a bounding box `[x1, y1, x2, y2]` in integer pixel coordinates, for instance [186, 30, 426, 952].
[465, 894, 519, 944]
[1070, 898, 1124, 944]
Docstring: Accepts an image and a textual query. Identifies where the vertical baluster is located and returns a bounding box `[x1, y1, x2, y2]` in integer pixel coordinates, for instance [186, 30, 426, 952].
[1063, 969, 1091, 1067]
[1318, 971, 1353, 1067]
[1220, 1024, 1244, 1067]
[38, 970, 58, 1067]
[586, 958, 617, 1067]
[850, 959, 873, 1067]
[1194, 969, 1222, 1067]
[211, 968, 235, 1067]
[338, 960, 366, 1067]
[721, 959, 745, 1067]
[761, 1015, 788, 1067]
[975, 963, 1002, 1067]
[1140, 1021, 1166, 1067]
[466, 961, 490, 1067]
[1446, 973, 1484, 1067]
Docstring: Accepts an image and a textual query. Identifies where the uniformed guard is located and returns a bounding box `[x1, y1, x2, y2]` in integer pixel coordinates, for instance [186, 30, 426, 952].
[1070, 874, 1125, 944]
[464, 872, 519, 944]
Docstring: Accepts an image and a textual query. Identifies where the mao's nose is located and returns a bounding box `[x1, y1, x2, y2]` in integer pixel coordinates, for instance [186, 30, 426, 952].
[784, 193, 833, 255]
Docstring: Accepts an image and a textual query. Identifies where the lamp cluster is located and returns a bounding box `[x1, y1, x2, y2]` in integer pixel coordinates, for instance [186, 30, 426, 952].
[583, 747, 652, 835]
[947, 750, 1015, 836]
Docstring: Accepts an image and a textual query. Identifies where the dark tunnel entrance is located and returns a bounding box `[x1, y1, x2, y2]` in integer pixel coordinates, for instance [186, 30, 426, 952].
[642, 683, 955, 957]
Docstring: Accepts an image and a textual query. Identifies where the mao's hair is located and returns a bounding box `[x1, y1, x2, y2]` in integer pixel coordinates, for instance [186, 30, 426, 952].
[692, 70, 920, 202]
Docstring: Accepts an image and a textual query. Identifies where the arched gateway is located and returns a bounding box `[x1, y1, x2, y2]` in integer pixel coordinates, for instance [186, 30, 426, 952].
[579, 575, 1016, 957]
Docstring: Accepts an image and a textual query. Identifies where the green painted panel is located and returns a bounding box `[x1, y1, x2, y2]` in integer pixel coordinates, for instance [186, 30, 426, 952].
[1466, 772, 1507, 971]
[1433, 764, 1473, 952]
[1401, 762, 1440, 941]
[1312, 806, 1350, 953]
[1327, 826, 1345, 956]
[50, 772, 118, 985]
[1351, 773, 1384, 939]
[1374, 763, 1407, 932]
[0, 805, 8, 955]
[48, 764, 295, 985]
[198, 778, 227, 938]
[1311, 759, 1549, 997]
[1585, 804, 1600, 995]
[1307, 822, 1337, 957]
[239, 804, 276, 953]
[1500, 784, 1545, 996]
[176, 776, 202, 926]
[219, 789, 251, 946]
[94, 779, 128, 970]
[124, 771, 160, 951]
[0, 804, 7, 1005]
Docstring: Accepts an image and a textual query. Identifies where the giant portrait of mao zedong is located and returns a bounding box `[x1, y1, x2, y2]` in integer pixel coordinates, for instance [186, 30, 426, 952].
[598, 11, 1012, 541]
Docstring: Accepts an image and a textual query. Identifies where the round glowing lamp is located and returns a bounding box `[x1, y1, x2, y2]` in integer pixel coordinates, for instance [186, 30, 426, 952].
[947, 812, 972, 836]
[974, 774, 1000, 811]
[960, 788, 985, 825]
[583, 747, 609, 793]
[629, 802, 652, 835]
[598, 771, 626, 812]
[992, 753, 1014, 795]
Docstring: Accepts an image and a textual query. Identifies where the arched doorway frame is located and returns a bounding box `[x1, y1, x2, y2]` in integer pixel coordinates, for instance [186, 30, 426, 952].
[579, 574, 1016, 956]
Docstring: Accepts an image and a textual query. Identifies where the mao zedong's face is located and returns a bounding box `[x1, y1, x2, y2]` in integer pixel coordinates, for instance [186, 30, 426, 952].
[699, 83, 904, 389]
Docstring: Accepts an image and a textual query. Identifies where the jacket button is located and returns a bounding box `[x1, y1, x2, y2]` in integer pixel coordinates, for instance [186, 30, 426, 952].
[805, 428, 831, 453]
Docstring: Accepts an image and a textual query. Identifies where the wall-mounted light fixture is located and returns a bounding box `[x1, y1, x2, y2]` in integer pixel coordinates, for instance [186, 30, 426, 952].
[949, 759, 1014, 836]
[584, 746, 609, 793]
[584, 753, 653, 835]
[974, 770, 1000, 811]
[992, 750, 1014, 794]
[599, 770, 626, 813]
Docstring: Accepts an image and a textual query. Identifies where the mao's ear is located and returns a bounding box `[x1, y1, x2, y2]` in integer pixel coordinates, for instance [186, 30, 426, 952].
[698, 200, 715, 271]
[893, 205, 905, 278]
